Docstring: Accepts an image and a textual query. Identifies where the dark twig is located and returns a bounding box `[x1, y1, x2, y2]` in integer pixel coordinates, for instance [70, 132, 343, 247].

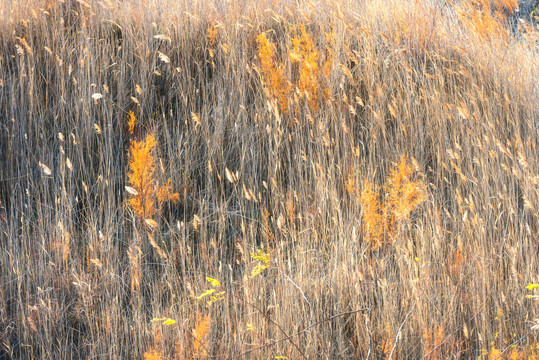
[389, 276, 430, 360]
[492, 329, 533, 360]
[233, 307, 369, 358]
[419, 301, 486, 360]
[233, 294, 309, 360]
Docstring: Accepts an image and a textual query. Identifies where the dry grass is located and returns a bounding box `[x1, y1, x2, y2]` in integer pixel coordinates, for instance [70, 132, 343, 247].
[0, 0, 539, 358]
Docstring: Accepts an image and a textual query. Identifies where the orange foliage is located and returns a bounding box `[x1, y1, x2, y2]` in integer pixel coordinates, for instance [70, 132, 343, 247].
[206, 22, 218, 48]
[358, 156, 426, 249]
[143, 349, 163, 360]
[289, 25, 330, 112]
[457, 0, 517, 40]
[171, 315, 211, 359]
[359, 181, 386, 249]
[384, 156, 427, 226]
[206, 22, 218, 62]
[127, 134, 179, 221]
[127, 111, 136, 137]
[192, 315, 211, 358]
[450, 243, 465, 279]
[257, 26, 332, 114]
[257, 33, 291, 114]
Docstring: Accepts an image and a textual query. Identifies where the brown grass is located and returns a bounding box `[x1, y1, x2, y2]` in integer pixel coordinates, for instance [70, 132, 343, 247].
[0, 0, 539, 358]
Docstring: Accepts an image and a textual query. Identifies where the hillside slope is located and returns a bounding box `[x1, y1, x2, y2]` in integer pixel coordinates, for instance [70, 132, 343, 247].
[1, 0, 539, 358]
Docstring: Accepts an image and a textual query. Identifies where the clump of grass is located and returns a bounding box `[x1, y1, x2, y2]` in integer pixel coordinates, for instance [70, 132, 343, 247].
[0, 0, 538, 358]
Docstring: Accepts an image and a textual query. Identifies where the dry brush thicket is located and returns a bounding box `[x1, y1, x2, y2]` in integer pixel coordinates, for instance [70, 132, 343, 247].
[1, 0, 539, 358]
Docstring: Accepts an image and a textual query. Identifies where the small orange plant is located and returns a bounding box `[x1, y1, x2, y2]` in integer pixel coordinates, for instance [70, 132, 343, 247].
[257, 26, 331, 114]
[127, 110, 137, 138]
[206, 22, 218, 49]
[289, 25, 331, 112]
[191, 315, 211, 358]
[358, 156, 426, 249]
[206, 21, 218, 66]
[143, 349, 163, 360]
[174, 314, 212, 359]
[383, 156, 427, 228]
[127, 133, 179, 222]
[256, 32, 291, 114]
[359, 181, 386, 249]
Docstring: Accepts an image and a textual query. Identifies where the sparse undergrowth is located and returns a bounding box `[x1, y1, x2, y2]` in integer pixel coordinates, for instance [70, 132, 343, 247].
[1, 0, 539, 358]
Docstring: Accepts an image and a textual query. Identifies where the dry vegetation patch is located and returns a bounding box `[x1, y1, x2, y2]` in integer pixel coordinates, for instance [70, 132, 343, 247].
[0, 0, 539, 358]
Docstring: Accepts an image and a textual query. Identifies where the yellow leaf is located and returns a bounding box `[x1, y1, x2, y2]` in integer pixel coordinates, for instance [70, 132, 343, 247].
[388, 103, 397, 118]
[251, 250, 271, 264]
[249, 263, 269, 279]
[206, 277, 220, 287]
[163, 319, 176, 326]
[196, 288, 215, 299]
[193, 214, 201, 230]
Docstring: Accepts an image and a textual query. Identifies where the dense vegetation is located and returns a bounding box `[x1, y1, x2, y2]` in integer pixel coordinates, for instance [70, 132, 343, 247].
[1, 0, 539, 358]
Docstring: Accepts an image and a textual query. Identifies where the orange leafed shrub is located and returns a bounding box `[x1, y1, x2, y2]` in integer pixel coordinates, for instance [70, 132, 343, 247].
[257, 26, 331, 114]
[257, 32, 291, 114]
[384, 156, 427, 224]
[143, 349, 163, 360]
[171, 315, 211, 359]
[206, 22, 218, 48]
[423, 326, 445, 359]
[359, 181, 386, 249]
[192, 315, 211, 357]
[127, 134, 179, 221]
[289, 25, 331, 112]
[127, 111, 136, 136]
[359, 156, 426, 249]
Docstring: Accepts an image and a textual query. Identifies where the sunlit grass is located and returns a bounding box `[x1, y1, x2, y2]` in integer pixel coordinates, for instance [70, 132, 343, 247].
[0, 0, 538, 358]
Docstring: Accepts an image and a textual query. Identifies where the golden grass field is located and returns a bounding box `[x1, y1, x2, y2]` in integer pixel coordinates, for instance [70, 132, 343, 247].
[1, 0, 539, 358]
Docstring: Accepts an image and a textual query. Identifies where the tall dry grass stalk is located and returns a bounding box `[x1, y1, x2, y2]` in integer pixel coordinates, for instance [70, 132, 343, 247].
[0, 0, 539, 358]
